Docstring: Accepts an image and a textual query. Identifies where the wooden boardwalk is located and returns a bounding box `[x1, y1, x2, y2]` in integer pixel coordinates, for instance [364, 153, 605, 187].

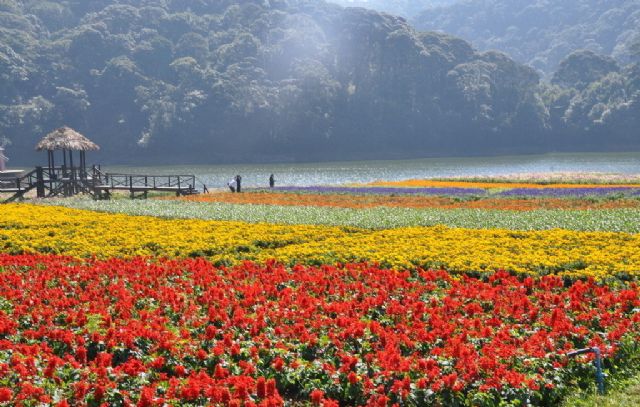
[1, 166, 200, 202]
[91, 168, 199, 199]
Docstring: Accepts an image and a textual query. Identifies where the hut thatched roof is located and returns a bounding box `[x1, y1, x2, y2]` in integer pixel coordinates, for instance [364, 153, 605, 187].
[35, 126, 100, 151]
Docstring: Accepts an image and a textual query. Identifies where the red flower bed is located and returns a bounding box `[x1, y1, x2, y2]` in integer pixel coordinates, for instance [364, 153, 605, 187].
[0, 254, 638, 406]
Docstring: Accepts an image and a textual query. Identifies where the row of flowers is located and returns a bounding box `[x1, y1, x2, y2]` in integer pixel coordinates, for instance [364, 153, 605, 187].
[498, 187, 640, 197]
[3, 204, 640, 278]
[171, 192, 640, 211]
[272, 186, 487, 196]
[268, 185, 640, 197]
[431, 172, 640, 184]
[364, 179, 640, 189]
[0, 254, 638, 406]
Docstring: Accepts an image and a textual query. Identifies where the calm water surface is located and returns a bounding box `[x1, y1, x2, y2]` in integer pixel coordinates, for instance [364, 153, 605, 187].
[104, 152, 640, 189]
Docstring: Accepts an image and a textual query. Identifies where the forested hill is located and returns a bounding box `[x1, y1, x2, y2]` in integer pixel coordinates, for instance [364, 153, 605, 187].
[413, 0, 640, 76]
[0, 0, 639, 165]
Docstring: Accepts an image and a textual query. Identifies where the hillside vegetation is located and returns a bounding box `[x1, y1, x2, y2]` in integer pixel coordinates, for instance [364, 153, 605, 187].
[413, 0, 640, 75]
[0, 0, 639, 164]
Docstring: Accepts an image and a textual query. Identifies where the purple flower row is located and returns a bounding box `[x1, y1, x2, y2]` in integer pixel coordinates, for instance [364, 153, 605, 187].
[270, 185, 640, 197]
[272, 186, 487, 196]
[498, 187, 640, 197]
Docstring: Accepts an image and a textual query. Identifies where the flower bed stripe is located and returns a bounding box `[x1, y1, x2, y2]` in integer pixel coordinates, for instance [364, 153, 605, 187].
[498, 187, 640, 197]
[272, 186, 487, 195]
[47, 198, 640, 233]
[365, 179, 640, 189]
[2, 204, 640, 278]
[169, 192, 640, 211]
[0, 254, 638, 405]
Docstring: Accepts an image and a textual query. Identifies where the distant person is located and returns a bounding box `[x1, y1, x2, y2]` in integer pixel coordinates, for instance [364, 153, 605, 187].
[235, 175, 242, 193]
[227, 178, 236, 193]
[269, 174, 275, 188]
[0, 147, 7, 172]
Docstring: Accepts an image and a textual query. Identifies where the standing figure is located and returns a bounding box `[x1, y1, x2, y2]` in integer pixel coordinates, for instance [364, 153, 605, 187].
[227, 178, 236, 193]
[235, 175, 242, 193]
[0, 147, 7, 172]
[269, 173, 275, 188]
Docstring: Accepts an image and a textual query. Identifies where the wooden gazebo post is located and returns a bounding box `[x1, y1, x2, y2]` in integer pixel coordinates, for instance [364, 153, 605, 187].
[35, 126, 100, 197]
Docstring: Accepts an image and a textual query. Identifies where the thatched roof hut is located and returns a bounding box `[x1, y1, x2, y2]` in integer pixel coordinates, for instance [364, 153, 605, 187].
[36, 127, 99, 185]
[36, 126, 99, 151]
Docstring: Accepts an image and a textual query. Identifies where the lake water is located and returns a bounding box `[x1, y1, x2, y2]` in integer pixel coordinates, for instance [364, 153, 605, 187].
[103, 152, 640, 189]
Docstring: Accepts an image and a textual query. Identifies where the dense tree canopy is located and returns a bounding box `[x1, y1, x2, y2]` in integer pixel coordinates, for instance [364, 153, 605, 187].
[413, 0, 640, 75]
[552, 51, 620, 90]
[0, 0, 638, 165]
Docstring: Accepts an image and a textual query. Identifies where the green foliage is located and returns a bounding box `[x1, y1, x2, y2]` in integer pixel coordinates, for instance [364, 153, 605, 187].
[413, 0, 640, 75]
[0, 0, 638, 164]
[553, 51, 620, 90]
[563, 338, 640, 407]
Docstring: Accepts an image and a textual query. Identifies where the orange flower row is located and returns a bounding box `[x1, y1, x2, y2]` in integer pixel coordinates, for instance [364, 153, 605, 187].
[168, 192, 640, 211]
[363, 179, 640, 189]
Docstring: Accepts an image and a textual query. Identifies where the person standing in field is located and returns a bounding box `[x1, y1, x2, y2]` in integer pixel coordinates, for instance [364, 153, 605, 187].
[236, 175, 242, 193]
[227, 178, 236, 193]
[269, 174, 275, 188]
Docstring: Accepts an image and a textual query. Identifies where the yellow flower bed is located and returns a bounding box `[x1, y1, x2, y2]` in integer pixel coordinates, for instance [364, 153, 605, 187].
[364, 179, 640, 189]
[2, 204, 639, 279]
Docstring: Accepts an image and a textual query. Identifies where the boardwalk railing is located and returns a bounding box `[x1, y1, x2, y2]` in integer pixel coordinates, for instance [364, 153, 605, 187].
[91, 166, 197, 199]
[0, 168, 40, 202]
[1, 166, 96, 202]
[1, 165, 199, 202]
[94, 173, 195, 190]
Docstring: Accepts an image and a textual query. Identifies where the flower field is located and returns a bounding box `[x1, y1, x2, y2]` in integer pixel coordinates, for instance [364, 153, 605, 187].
[169, 192, 640, 211]
[358, 179, 640, 197]
[271, 185, 640, 198]
[0, 254, 638, 406]
[2, 175, 640, 405]
[435, 172, 640, 184]
[3, 204, 640, 278]
[273, 186, 488, 196]
[365, 179, 640, 190]
[44, 198, 640, 232]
